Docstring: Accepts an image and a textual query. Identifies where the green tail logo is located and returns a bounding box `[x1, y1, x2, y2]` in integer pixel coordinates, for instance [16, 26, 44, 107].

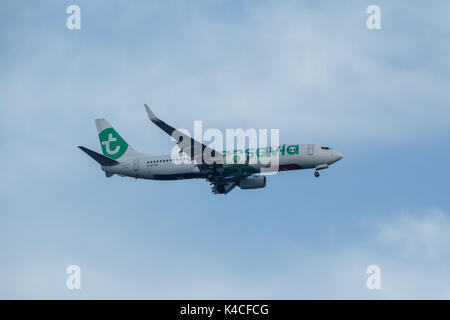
[99, 128, 128, 159]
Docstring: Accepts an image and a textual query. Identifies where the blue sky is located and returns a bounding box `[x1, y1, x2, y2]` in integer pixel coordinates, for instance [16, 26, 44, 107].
[1, 0, 450, 299]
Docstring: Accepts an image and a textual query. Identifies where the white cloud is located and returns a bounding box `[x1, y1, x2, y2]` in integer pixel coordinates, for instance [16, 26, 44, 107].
[1, 1, 450, 300]
[3, 208, 450, 299]
[1, 1, 449, 149]
[375, 209, 450, 259]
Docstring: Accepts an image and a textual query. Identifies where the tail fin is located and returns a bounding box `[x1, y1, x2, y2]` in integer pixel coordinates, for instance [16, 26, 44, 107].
[95, 119, 140, 160]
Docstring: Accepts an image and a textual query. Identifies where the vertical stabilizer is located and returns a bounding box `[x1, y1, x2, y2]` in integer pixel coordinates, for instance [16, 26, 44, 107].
[95, 119, 140, 160]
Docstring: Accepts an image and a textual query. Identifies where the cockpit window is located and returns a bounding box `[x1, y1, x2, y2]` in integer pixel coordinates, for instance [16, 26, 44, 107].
[321, 146, 332, 150]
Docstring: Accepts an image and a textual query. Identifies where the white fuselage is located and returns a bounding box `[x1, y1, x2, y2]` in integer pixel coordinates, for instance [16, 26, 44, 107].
[103, 144, 344, 180]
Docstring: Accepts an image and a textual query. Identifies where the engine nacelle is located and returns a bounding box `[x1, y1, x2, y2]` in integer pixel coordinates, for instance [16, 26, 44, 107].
[238, 175, 266, 190]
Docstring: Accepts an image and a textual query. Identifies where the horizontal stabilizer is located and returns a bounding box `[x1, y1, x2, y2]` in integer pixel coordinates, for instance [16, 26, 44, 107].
[78, 146, 119, 166]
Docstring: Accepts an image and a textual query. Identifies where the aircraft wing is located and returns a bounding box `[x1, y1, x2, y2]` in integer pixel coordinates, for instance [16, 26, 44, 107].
[144, 104, 222, 164]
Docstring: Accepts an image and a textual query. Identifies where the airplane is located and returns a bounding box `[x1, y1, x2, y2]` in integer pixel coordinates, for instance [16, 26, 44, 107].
[79, 105, 344, 194]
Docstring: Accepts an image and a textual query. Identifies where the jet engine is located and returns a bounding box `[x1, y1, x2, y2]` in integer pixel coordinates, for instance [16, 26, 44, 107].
[238, 175, 266, 190]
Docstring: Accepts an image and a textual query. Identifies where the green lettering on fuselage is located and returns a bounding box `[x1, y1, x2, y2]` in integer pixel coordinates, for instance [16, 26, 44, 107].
[222, 144, 299, 158]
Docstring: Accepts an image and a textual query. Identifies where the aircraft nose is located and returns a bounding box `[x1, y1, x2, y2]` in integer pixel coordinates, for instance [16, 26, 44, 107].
[335, 151, 344, 162]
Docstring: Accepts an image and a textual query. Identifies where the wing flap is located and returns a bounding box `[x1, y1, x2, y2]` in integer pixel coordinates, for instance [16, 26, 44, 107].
[210, 180, 237, 194]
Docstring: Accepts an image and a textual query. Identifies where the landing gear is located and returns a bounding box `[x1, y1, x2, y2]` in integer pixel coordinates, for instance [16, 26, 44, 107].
[217, 185, 226, 194]
[207, 163, 218, 182]
[314, 164, 328, 178]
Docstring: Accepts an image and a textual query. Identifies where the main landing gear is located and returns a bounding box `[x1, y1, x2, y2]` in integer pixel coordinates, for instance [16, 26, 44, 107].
[314, 171, 320, 178]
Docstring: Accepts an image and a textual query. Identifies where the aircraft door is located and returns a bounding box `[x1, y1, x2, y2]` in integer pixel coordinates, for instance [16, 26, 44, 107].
[133, 159, 139, 171]
[307, 144, 314, 155]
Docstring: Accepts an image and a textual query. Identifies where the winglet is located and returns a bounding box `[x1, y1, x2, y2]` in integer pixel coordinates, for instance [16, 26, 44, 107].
[144, 104, 158, 122]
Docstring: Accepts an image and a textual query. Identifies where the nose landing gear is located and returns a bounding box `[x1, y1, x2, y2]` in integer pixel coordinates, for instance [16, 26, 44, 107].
[314, 163, 328, 178]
